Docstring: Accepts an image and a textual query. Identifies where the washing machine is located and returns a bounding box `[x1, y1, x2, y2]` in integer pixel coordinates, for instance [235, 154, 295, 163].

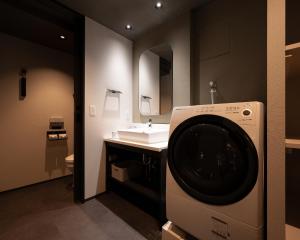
[166, 102, 264, 240]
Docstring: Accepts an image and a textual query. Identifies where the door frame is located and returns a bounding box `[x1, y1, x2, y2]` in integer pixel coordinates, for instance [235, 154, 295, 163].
[1, 0, 86, 202]
[73, 15, 85, 203]
[267, 0, 286, 239]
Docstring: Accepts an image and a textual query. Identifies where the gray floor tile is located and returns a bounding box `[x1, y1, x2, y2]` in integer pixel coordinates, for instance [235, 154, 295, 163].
[0, 177, 149, 240]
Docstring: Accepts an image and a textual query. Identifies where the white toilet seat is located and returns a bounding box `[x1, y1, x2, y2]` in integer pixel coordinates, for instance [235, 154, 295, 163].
[65, 154, 74, 164]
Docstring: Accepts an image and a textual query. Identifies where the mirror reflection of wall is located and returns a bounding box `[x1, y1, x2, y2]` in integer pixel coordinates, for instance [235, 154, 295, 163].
[139, 45, 173, 116]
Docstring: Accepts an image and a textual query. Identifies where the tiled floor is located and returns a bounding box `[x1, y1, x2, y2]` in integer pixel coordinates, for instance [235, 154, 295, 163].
[97, 192, 161, 240]
[0, 177, 160, 240]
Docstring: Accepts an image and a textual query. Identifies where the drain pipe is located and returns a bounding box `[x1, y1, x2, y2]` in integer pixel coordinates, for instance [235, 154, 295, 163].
[209, 81, 217, 104]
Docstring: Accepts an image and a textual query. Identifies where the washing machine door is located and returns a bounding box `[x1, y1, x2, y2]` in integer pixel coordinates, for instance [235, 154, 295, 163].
[168, 114, 258, 205]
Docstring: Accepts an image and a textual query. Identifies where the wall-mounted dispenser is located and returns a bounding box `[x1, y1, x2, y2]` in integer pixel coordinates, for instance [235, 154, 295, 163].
[47, 116, 68, 141]
[141, 95, 152, 100]
[106, 88, 123, 94]
[19, 69, 27, 100]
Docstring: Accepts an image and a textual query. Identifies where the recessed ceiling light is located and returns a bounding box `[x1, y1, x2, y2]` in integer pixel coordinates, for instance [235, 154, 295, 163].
[125, 24, 133, 31]
[155, 1, 163, 9]
[60, 35, 66, 40]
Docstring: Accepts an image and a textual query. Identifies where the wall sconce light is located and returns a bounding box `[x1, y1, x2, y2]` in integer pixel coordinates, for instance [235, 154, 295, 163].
[19, 68, 27, 100]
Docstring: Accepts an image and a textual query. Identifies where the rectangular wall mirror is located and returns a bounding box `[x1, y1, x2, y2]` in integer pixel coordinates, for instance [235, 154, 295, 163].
[139, 44, 173, 116]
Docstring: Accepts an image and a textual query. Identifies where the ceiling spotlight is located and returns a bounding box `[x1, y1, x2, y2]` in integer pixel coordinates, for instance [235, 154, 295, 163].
[155, 1, 163, 9]
[125, 24, 133, 30]
[60, 35, 66, 40]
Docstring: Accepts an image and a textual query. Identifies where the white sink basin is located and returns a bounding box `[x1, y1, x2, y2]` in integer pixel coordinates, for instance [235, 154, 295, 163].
[117, 127, 169, 144]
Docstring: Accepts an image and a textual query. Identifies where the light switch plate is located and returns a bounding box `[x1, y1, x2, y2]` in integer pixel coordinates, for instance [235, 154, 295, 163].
[89, 104, 96, 117]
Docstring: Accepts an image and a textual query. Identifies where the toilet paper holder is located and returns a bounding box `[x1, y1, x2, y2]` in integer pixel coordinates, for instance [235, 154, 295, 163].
[47, 116, 68, 141]
[47, 130, 68, 141]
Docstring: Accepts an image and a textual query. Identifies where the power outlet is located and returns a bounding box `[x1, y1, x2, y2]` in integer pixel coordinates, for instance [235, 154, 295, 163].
[89, 104, 96, 117]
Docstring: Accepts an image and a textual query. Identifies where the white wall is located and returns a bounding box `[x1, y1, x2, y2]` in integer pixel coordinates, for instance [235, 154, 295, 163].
[85, 17, 133, 199]
[139, 50, 160, 115]
[0, 32, 74, 192]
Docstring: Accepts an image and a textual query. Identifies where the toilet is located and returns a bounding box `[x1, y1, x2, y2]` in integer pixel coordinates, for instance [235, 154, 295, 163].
[65, 154, 74, 173]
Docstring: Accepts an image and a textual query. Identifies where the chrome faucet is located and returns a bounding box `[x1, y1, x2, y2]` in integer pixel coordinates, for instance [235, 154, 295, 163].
[209, 81, 217, 104]
[148, 118, 152, 128]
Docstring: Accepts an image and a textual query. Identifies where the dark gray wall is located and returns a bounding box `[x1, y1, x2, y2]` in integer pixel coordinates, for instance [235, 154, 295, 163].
[191, 0, 267, 105]
[285, 0, 300, 229]
[286, 0, 300, 45]
[286, 75, 300, 138]
[286, 0, 300, 139]
[286, 52, 300, 218]
[286, 149, 300, 228]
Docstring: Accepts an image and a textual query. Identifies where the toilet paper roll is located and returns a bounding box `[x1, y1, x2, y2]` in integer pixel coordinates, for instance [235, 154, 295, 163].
[58, 134, 68, 140]
[48, 134, 58, 140]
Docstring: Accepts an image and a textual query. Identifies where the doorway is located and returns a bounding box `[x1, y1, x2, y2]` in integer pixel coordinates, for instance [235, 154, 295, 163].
[0, 0, 84, 202]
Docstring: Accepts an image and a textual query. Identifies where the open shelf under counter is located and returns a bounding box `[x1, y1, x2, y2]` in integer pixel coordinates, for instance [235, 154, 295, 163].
[109, 177, 160, 203]
[286, 139, 300, 149]
[105, 139, 168, 225]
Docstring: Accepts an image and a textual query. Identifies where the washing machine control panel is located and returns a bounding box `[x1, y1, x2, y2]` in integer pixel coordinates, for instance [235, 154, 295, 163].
[171, 102, 262, 134]
[189, 104, 255, 119]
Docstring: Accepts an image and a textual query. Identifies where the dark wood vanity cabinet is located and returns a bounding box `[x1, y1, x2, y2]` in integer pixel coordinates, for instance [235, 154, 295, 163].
[105, 140, 167, 225]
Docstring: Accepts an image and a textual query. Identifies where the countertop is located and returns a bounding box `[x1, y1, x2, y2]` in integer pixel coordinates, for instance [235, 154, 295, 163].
[104, 138, 168, 152]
